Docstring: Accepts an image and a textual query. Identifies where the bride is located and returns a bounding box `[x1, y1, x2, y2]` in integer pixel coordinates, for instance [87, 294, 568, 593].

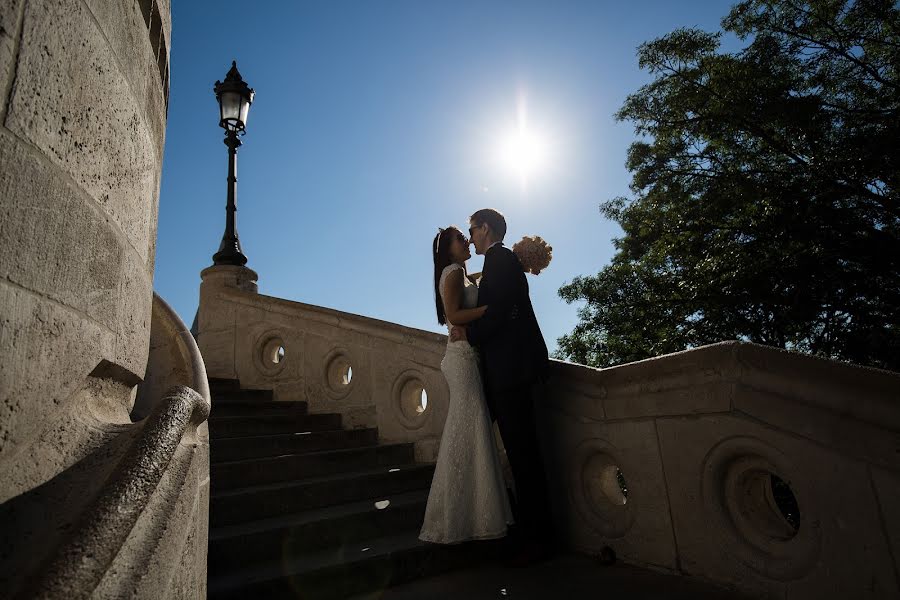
[419, 226, 514, 544]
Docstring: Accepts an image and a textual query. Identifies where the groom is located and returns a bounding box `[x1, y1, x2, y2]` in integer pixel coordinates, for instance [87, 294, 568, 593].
[451, 208, 553, 565]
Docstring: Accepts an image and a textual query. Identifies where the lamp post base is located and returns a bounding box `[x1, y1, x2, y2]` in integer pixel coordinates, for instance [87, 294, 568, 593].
[212, 237, 248, 266]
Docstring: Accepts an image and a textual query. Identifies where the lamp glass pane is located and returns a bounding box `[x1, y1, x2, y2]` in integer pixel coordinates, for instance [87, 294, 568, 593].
[219, 91, 242, 123]
[239, 99, 251, 127]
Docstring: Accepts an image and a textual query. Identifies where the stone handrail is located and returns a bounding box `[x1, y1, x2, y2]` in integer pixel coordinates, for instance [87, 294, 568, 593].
[134, 292, 212, 420]
[20, 386, 210, 600]
[196, 266, 900, 598]
[6, 293, 211, 600]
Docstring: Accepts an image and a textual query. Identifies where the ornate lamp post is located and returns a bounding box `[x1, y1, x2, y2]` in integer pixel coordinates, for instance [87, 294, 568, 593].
[212, 61, 255, 266]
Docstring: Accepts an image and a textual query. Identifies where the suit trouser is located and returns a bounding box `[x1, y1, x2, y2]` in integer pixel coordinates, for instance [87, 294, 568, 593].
[491, 382, 553, 545]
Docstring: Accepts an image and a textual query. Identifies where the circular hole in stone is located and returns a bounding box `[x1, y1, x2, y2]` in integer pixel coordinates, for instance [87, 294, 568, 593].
[587, 463, 628, 507]
[399, 379, 429, 421]
[326, 354, 353, 392]
[770, 474, 801, 533]
[261, 337, 286, 367]
[730, 468, 800, 541]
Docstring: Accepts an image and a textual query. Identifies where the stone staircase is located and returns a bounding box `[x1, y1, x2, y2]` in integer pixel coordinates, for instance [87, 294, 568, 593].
[206, 378, 502, 599]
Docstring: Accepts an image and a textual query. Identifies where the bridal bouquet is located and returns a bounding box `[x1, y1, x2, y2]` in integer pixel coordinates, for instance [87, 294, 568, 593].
[512, 235, 553, 275]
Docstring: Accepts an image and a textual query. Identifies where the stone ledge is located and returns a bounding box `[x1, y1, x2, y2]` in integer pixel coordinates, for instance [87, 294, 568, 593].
[548, 342, 900, 433]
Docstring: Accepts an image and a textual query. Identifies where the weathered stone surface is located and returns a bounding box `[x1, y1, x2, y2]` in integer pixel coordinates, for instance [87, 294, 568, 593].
[604, 381, 733, 420]
[0, 281, 116, 463]
[539, 409, 678, 570]
[6, 0, 159, 264]
[0, 129, 125, 332]
[656, 414, 898, 599]
[116, 244, 153, 379]
[734, 384, 900, 471]
[0, 0, 23, 119]
[94, 443, 208, 599]
[871, 466, 900, 582]
[82, 0, 149, 119]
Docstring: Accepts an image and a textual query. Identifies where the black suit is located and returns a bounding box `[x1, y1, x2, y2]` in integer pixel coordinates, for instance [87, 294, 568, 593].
[467, 243, 552, 545]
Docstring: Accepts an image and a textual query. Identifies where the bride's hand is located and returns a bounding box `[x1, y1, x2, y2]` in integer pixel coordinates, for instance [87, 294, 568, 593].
[449, 326, 467, 342]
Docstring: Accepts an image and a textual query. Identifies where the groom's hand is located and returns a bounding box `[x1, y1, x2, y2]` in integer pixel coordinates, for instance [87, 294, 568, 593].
[449, 325, 467, 342]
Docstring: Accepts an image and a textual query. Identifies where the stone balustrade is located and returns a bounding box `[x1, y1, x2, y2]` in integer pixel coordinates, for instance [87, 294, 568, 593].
[541, 342, 900, 598]
[197, 264, 900, 598]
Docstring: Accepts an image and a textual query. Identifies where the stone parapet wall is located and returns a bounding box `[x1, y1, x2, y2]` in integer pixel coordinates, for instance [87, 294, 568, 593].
[542, 342, 900, 598]
[199, 273, 900, 599]
[198, 266, 450, 461]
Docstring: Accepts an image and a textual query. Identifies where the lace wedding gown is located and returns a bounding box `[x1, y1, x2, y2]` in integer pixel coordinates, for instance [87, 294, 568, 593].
[419, 263, 514, 544]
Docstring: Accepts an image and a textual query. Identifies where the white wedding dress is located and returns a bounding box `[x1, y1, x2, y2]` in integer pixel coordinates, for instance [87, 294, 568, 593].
[419, 263, 514, 544]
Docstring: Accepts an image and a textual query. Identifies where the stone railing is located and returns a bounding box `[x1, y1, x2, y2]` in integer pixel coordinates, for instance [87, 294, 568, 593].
[541, 341, 900, 599]
[198, 265, 449, 461]
[197, 265, 900, 598]
[0, 293, 210, 599]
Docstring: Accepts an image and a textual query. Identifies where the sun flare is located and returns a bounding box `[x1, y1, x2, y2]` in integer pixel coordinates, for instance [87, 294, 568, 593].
[495, 96, 550, 189]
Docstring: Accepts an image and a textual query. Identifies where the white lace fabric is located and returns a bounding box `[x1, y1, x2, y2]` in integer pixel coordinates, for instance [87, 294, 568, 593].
[419, 264, 514, 544]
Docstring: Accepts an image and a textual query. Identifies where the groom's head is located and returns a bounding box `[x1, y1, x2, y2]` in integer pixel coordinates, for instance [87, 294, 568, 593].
[468, 208, 506, 255]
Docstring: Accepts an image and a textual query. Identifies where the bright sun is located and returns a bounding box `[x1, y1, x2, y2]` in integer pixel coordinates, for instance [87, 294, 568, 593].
[495, 96, 549, 189]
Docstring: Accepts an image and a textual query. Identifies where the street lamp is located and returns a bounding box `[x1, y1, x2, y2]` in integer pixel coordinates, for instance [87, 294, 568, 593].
[212, 61, 255, 266]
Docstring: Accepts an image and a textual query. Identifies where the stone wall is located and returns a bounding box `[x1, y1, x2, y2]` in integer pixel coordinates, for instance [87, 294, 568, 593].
[198, 271, 900, 599]
[0, 2, 209, 598]
[0, 0, 169, 475]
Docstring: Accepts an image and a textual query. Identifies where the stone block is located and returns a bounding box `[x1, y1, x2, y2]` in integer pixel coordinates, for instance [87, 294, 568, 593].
[143, 43, 167, 167]
[0, 281, 115, 464]
[0, 0, 23, 116]
[197, 328, 236, 380]
[6, 0, 159, 263]
[871, 467, 900, 582]
[540, 408, 678, 570]
[81, 0, 150, 120]
[0, 130, 126, 332]
[655, 414, 898, 599]
[604, 381, 732, 420]
[116, 245, 153, 379]
[734, 384, 900, 472]
[545, 378, 606, 421]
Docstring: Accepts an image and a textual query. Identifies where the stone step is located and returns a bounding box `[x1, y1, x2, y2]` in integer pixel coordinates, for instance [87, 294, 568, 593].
[211, 443, 417, 491]
[207, 490, 429, 577]
[210, 464, 436, 528]
[208, 413, 342, 438]
[211, 400, 308, 418]
[210, 428, 379, 462]
[208, 377, 241, 393]
[211, 388, 274, 403]
[207, 529, 507, 599]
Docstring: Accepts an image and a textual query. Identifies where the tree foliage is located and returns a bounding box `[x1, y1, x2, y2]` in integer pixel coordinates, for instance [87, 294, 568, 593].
[558, 0, 900, 371]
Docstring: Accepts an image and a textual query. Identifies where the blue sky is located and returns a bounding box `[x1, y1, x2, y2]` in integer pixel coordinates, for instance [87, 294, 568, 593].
[155, 0, 740, 353]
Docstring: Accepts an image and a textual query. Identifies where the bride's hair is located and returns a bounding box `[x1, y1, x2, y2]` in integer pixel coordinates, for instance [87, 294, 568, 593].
[433, 226, 465, 325]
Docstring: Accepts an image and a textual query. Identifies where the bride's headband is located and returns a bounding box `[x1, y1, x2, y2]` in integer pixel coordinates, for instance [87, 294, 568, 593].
[434, 228, 444, 255]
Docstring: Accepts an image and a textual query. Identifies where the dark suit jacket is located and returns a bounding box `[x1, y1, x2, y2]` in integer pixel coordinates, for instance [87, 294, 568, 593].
[467, 243, 549, 399]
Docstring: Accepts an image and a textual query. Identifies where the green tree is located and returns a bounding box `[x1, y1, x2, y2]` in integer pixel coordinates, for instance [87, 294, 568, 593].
[558, 0, 900, 371]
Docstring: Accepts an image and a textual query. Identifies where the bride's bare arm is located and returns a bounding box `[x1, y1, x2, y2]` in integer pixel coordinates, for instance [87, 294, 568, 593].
[442, 269, 488, 326]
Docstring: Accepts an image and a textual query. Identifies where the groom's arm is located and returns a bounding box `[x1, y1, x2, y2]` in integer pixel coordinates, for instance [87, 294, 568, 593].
[466, 250, 520, 346]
